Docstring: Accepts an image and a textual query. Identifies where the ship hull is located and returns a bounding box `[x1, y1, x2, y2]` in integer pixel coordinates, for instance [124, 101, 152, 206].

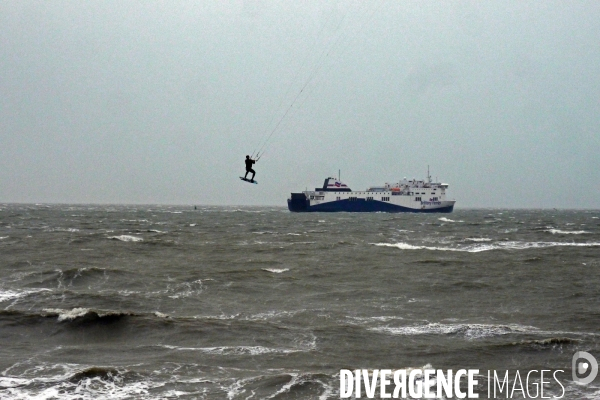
[287, 198, 454, 213]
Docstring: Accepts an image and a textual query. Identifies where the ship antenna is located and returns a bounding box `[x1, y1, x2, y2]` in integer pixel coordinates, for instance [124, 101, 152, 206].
[427, 165, 431, 183]
[338, 169, 340, 181]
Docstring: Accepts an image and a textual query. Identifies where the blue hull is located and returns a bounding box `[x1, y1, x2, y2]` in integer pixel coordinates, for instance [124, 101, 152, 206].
[287, 198, 454, 213]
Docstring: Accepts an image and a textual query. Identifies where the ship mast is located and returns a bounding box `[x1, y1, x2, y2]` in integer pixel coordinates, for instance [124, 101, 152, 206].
[427, 165, 432, 184]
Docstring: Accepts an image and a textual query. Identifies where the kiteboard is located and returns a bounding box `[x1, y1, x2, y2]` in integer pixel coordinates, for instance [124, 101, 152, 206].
[239, 177, 258, 184]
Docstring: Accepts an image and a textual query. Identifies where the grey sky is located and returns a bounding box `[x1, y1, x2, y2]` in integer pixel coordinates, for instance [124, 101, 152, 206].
[1, 1, 599, 208]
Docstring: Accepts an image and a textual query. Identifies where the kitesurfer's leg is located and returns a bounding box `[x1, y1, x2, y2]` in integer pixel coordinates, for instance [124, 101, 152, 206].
[250, 168, 255, 181]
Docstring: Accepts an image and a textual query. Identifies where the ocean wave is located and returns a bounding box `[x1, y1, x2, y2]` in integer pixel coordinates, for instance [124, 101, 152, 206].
[464, 237, 492, 242]
[0, 236, 9, 240]
[42, 308, 134, 322]
[0, 288, 51, 302]
[244, 310, 305, 321]
[545, 229, 589, 234]
[44, 227, 80, 232]
[505, 337, 581, 348]
[371, 241, 600, 252]
[160, 344, 301, 355]
[107, 235, 143, 242]
[262, 268, 289, 273]
[438, 217, 463, 223]
[0, 364, 152, 400]
[224, 372, 334, 400]
[346, 315, 404, 323]
[370, 323, 537, 339]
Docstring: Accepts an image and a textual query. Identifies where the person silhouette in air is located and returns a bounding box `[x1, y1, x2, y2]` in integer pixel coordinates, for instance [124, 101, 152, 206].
[244, 155, 256, 182]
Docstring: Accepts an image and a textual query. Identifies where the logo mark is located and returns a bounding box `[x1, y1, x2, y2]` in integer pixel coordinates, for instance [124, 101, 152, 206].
[572, 351, 598, 384]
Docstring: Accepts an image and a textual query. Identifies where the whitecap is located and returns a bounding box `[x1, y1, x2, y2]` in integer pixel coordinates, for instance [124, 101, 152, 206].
[245, 310, 302, 321]
[545, 229, 589, 235]
[347, 315, 404, 323]
[43, 307, 90, 322]
[107, 235, 143, 242]
[160, 344, 300, 355]
[465, 238, 492, 242]
[0, 236, 8, 240]
[0, 364, 155, 399]
[0, 288, 51, 302]
[262, 268, 289, 273]
[370, 323, 536, 339]
[371, 241, 600, 253]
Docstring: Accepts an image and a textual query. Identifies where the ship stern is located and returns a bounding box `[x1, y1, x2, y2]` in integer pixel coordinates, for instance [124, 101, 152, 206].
[288, 193, 309, 212]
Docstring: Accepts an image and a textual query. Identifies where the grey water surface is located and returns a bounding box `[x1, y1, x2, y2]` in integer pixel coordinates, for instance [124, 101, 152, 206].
[1, 205, 599, 399]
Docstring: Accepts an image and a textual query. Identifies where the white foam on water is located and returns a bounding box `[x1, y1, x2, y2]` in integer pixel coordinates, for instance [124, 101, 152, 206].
[263, 372, 332, 400]
[545, 229, 589, 234]
[0, 288, 51, 302]
[438, 217, 458, 222]
[347, 315, 404, 323]
[262, 268, 289, 273]
[0, 363, 162, 400]
[224, 372, 333, 400]
[160, 344, 300, 355]
[189, 223, 196, 226]
[197, 313, 240, 320]
[163, 279, 204, 299]
[372, 241, 600, 252]
[243, 309, 305, 322]
[465, 237, 492, 242]
[370, 323, 537, 339]
[0, 236, 9, 240]
[107, 235, 143, 242]
[43, 307, 91, 322]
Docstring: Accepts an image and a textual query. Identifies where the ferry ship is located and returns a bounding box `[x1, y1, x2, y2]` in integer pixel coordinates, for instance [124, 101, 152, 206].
[287, 172, 455, 213]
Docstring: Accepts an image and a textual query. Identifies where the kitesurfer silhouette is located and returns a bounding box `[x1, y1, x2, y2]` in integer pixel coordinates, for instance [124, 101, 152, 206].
[244, 155, 256, 182]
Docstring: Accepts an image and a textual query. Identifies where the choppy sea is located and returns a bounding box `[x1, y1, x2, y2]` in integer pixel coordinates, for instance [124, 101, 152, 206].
[1, 205, 599, 399]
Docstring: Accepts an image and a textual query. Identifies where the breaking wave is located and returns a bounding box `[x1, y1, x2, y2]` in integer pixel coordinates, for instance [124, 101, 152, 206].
[107, 235, 143, 242]
[0, 288, 51, 302]
[545, 229, 589, 235]
[370, 323, 537, 339]
[42, 308, 134, 322]
[262, 268, 289, 273]
[371, 241, 600, 252]
[159, 344, 303, 355]
[0, 364, 152, 400]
